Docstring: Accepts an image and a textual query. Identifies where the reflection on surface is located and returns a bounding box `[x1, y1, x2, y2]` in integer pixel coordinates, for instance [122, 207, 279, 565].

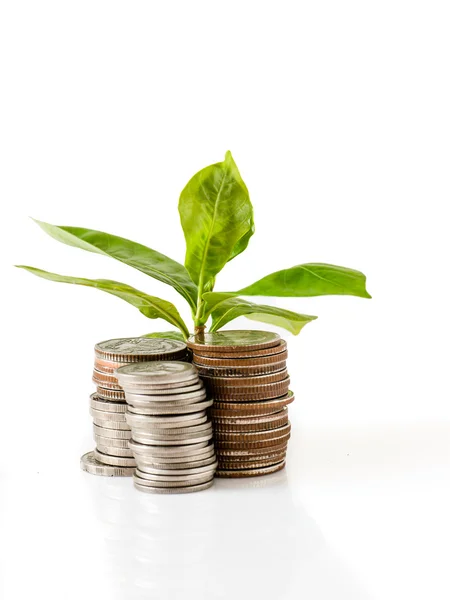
[84, 469, 371, 600]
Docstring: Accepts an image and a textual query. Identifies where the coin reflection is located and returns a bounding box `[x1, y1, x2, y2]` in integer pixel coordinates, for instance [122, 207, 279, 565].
[87, 469, 370, 600]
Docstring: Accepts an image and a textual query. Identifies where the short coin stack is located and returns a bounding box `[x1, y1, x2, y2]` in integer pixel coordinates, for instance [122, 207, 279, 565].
[187, 331, 294, 478]
[115, 361, 217, 494]
[80, 337, 188, 477]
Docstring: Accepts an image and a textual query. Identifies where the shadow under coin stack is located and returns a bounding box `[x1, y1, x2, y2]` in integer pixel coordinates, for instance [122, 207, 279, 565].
[187, 331, 294, 478]
[115, 362, 217, 494]
[80, 337, 188, 476]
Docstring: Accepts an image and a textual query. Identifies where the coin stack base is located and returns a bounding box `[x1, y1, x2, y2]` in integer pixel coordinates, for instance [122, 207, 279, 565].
[81, 337, 188, 476]
[80, 451, 135, 477]
[187, 331, 294, 477]
[116, 361, 217, 493]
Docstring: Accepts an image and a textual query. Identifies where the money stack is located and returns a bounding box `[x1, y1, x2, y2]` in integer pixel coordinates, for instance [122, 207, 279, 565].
[80, 337, 188, 476]
[115, 361, 217, 494]
[187, 331, 294, 478]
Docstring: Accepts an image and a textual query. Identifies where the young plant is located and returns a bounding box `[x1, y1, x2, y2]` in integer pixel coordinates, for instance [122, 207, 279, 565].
[16, 152, 371, 340]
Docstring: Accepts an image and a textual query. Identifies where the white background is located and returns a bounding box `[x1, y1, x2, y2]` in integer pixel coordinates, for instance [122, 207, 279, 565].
[1, 2, 449, 599]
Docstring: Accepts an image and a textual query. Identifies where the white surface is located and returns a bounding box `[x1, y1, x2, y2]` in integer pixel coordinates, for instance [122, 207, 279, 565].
[1, 1, 450, 599]
[2, 413, 450, 600]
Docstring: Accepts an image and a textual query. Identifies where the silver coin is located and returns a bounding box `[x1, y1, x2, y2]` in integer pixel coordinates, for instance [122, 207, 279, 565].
[122, 380, 202, 395]
[125, 413, 207, 429]
[93, 424, 132, 439]
[128, 383, 205, 398]
[135, 467, 216, 482]
[129, 439, 210, 457]
[90, 407, 127, 421]
[116, 361, 196, 384]
[80, 451, 134, 476]
[90, 394, 127, 413]
[130, 422, 212, 438]
[133, 416, 208, 430]
[95, 337, 187, 359]
[125, 386, 206, 403]
[135, 446, 215, 465]
[125, 392, 206, 409]
[138, 460, 218, 476]
[128, 391, 208, 408]
[93, 449, 137, 467]
[127, 397, 207, 411]
[126, 398, 206, 411]
[135, 452, 216, 468]
[126, 398, 207, 412]
[126, 398, 213, 415]
[133, 472, 214, 487]
[131, 428, 213, 443]
[124, 410, 206, 424]
[134, 479, 214, 494]
[94, 435, 130, 448]
[92, 418, 131, 431]
[120, 378, 200, 393]
[96, 444, 134, 457]
[132, 431, 213, 446]
[132, 421, 212, 436]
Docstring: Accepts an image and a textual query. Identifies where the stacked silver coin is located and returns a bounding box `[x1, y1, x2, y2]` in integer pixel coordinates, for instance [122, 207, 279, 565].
[80, 337, 188, 477]
[116, 362, 217, 493]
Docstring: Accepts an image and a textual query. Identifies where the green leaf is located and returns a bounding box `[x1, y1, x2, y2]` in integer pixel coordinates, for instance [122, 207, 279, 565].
[203, 263, 371, 315]
[32, 219, 198, 311]
[228, 219, 255, 263]
[238, 263, 372, 298]
[178, 151, 254, 289]
[210, 297, 317, 335]
[16, 266, 190, 338]
[141, 331, 187, 341]
[203, 276, 216, 293]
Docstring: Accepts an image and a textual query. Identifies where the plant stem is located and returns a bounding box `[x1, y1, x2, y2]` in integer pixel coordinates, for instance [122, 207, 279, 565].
[194, 299, 204, 326]
[194, 271, 215, 331]
[194, 274, 205, 328]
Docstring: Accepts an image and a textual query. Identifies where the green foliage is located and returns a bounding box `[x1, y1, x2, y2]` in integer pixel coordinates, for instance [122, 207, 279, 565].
[16, 266, 190, 338]
[18, 152, 371, 337]
[238, 263, 372, 298]
[141, 331, 186, 341]
[209, 298, 317, 334]
[178, 151, 254, 324]
[32, 219, 197, 311]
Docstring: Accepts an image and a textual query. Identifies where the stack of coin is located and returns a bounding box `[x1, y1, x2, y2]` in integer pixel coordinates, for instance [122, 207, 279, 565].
[80, 337, 188, 477]
[115, 361, 217, 494]
[187, 331, 294, 478]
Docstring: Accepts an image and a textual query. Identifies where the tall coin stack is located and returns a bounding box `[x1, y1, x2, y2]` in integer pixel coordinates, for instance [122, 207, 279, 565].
[187, 331, 294, 478]
[80, 337, 188, 477]
[115, 362, 217, 494]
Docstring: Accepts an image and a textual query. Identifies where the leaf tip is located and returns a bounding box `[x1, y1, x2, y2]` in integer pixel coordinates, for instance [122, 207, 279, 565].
[15, 265, 37, 276]
[30, 217, 49, 231]
[224, 150, 237, 169]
